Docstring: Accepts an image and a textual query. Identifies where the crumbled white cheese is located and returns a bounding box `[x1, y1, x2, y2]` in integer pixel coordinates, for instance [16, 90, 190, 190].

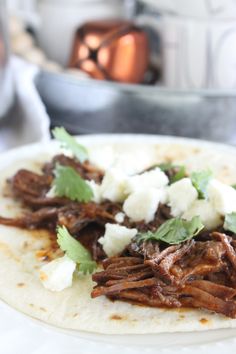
[168, 178, 198, 217]
[100, 168, 127, 202]
[182, 200, 222, 230]
[123, 188, 161, 223]
[158, 187, 169, 204]
[114, 212, 125, 223]
[86, 180, 102, 203]
[88, 145, 114, 170]
[39, 255, 76, 292]
[112, 145, 157, 175]
[124, 167, 169, 194]
[98, 223, 137, 257]
[45, 185, 56, 198]
[208, 179, 236, 215]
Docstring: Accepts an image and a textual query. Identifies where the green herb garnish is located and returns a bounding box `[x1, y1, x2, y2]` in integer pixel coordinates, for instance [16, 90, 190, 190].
[53, 164, 93, 202]
[57, 226, 97, 274]
[170, 165, 186, 183]
[158, 162, 173, 171]
[137, 216, 204, 245]
[224, 212, 236, 233]
[191, 169, 213, 199]
[52, 126, 88, 162]
[158, 163, 186, 184]
[232, 184, 236, 190]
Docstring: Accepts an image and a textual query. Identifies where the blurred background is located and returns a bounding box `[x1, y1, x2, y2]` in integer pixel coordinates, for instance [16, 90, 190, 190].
[1, 0, 236, 151]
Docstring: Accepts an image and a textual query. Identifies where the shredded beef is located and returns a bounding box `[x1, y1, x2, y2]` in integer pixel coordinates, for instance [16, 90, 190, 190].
[92, 233, 236, 318]
[42, 154, 104, 183]
[0, 159, 172, 261]
[2, 154, 236, 318]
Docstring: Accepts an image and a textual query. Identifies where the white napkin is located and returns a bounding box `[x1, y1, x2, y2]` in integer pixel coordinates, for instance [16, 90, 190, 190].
[0, 56, 50, 152]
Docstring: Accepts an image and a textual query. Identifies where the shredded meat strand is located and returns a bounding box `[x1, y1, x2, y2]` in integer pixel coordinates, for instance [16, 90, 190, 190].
[92, 233, 236, 318]
[212, 232, 236, 270]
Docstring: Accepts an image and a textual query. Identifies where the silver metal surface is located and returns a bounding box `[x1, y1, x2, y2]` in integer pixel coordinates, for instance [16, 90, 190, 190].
[35, 70, 236, 144]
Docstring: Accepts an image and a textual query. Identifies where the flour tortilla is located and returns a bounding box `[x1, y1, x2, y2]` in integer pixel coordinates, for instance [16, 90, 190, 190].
[1, 135, 236, 334]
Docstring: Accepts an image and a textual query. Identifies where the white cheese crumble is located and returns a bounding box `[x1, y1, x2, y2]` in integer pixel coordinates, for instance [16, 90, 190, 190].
[112, 145, 157, 175]
[167, 178, 198, 217]
[98, 223, 137, 257]
[100, 168, 127, 202]
[124, 167, 169, 194]
[123, 188, 161, 223]
[45, 185, 56, 198]
[182, 200, 222, 230]
[114, 212, 125, 223]
[208, 179, 236, 215]
[88, 145, 114, 170]
[86, 180, 102, 203]
[39, 255, 76, 292]
[158, 187, 169, 204]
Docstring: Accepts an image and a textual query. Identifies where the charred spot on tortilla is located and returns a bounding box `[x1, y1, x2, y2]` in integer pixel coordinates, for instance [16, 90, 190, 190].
[22, 241, 28, 249]
[35, 243, 61, 262]
[176, 308, 193, 313]
[39, 307, 47, 312]
[110, 314, 126, 321]
[35, 249, 50, 262]
[200, 318, 209, 325]
[17, 282, 25, 287]
[39, 271, 48, 281]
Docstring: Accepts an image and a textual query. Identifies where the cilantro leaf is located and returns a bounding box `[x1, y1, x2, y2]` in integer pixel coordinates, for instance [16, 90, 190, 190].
[157, 162, 173, 171]
[137, 216, 204, 245]
[170, 165, 186, 184]
[158, 163, 186, 184]
[224, 212, 236, 233]
[53, 164, 93, 202]
[191, 169, 213, 199]
[232, 184, 236, 190]
[57, 226, 97, 274]
[52, 127, 88, 162]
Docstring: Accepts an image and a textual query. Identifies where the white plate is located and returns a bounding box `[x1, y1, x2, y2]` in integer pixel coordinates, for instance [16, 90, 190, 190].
[1, 134, 236, 354]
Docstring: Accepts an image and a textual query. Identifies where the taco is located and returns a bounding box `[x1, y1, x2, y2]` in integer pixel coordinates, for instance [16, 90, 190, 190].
[1, 129, 236, 334]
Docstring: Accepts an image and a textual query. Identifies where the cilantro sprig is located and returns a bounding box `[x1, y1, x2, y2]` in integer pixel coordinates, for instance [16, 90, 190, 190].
[137, 216, 204, 245]
[52, 127, 88, 163]
[53, 164, 93, 202]
[224, 212, 236, 233]
[57, 226, 97, 274]
[191, 169, 213, 199]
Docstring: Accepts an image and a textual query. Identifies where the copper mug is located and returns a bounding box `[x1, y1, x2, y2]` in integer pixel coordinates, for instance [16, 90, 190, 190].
[69, 20, 149, 84]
